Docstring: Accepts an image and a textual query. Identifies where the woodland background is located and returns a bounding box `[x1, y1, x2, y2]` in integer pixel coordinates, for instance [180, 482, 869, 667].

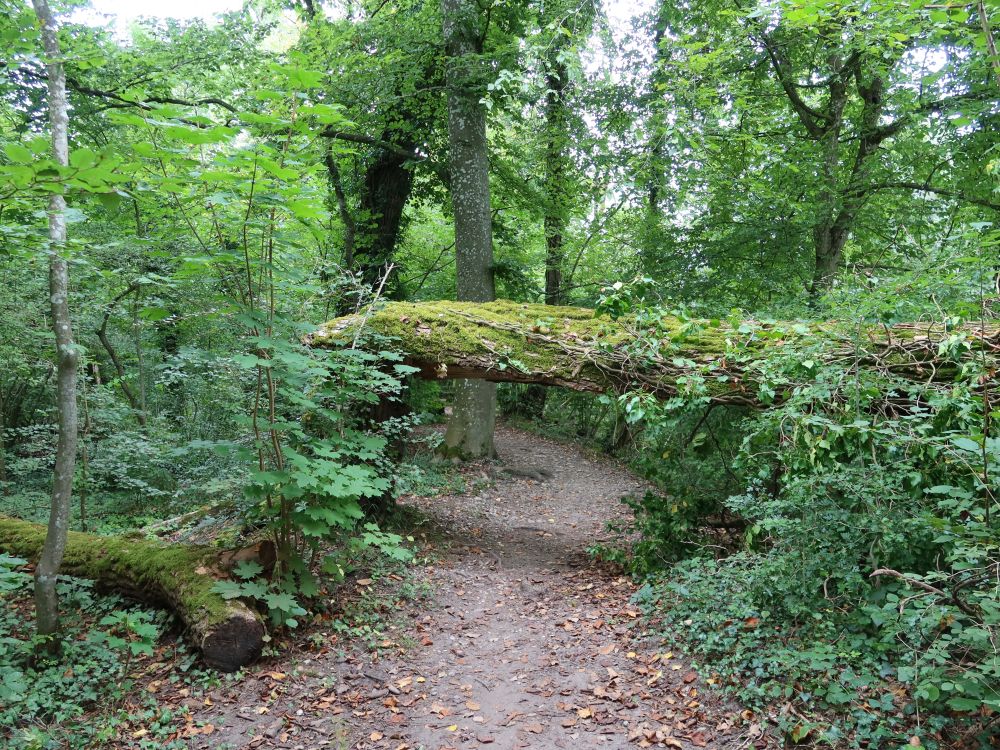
[0, 0, 998, 747]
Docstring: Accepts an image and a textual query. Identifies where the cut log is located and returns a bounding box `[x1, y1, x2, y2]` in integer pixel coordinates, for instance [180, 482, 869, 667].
[307, 300, 999, 406]
[0, 517, 264, 671]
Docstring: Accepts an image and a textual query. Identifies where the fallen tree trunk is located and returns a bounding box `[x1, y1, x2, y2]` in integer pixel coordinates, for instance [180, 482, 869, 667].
[307, 300, 999, 406]
[0, 517, 264, 671]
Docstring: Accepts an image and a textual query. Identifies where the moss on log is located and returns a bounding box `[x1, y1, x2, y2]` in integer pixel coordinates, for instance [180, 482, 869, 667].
[308, 300, 999, 405]
[0, 517, 264, 672]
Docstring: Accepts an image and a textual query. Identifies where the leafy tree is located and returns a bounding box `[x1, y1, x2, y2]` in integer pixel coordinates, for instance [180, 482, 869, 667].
[439, 0, 500, 458]
[29, 0, 78, 657]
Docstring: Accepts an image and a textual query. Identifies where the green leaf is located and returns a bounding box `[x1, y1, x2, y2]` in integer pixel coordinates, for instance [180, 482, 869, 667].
[138, 306, 172, 321]
[952, 437, 980, 453]
[233, 560, 264, 580]
[211, 581, 245, 600]
[97, 191, 124, 211]
[4, 143, 33, 164]
[69, 149, 97, 169]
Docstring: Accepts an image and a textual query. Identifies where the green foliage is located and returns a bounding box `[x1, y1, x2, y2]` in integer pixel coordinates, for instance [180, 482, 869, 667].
[588, 279, 1000, 745]
[1, 0, 998, 744]
[0, 557, 172, 750]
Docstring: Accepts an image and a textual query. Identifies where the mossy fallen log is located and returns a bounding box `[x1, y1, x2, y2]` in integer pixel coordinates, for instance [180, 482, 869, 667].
[307, 300, 999, 405]
[0, 517, 264, 672]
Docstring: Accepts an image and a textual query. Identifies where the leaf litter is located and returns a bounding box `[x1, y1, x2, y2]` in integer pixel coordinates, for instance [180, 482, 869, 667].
[100, 426, 774, 749]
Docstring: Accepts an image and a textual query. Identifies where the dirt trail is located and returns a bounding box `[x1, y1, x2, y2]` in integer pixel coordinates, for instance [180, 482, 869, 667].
[185, 426, 770, 750]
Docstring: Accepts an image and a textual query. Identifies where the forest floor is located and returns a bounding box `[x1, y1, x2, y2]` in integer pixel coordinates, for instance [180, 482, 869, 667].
[116, 426, 775, 750]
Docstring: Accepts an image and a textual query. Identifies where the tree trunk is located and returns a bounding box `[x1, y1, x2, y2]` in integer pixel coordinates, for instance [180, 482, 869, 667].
[0, 517, 265, 671]
[441, 0, 497, 458]
[543, 48, 569, 307]
[355, 140, 416, 296]
[32, 0, 78, 657]
[811, 222, 850, 295]
[96, 282, 147, 427]
[808, 57, 847, 297]
[530, 21, 575, 416]
[309, 300, 1000, 406]
[641, 0, 671, 261]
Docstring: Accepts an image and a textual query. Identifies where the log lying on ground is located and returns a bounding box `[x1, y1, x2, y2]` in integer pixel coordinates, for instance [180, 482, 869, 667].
[307, 300, 999, 405]
[0, 517, 264, 671]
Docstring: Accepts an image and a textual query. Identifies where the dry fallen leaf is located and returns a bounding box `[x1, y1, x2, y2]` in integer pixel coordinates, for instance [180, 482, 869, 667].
[431, 702, 452, 717]
[370, 731, 384, 741]
[465, 700, 481, 711]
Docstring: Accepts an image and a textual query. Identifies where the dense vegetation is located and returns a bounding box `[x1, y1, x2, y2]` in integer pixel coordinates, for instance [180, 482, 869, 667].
[0, 0, 997, 747]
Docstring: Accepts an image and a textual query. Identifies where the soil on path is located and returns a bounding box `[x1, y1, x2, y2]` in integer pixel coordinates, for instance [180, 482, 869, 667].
[175, 426, 772, 750]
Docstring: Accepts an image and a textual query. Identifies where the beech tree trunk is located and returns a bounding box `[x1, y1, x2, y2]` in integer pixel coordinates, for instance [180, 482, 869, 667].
[32, 0, 78, 656]
[309, 300, 1000, 406]
[0, 517, 265, 671]
[441, 0, 497, 458]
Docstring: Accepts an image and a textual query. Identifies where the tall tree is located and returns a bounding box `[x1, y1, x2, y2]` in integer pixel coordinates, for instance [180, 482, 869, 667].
[440, 0, 497, 458]
[31, 0, 78, 656]
[635, 0, 999, 306]
[298, 0, 447, 299]
[542, 12, 570, 306]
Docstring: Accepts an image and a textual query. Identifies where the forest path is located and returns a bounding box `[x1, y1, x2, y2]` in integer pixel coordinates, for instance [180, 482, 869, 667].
[327, 426, 767, 750]
[192, 426, 770, 750]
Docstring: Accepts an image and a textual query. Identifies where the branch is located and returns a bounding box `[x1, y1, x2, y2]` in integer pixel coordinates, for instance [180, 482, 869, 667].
[870, 568, 981, 618]
[95, 282, 147, 427]
[65, 76, 238, 113]
[324, 145, 356, 268]
[855, 181, 1000, 211]
[756, 33, 828, 137]
[320, 128, 425, 162]
[979, 0, 1000, 87]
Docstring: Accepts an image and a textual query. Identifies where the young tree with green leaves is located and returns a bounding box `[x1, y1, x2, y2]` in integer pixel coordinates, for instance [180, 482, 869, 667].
[30, 0, 78, 657]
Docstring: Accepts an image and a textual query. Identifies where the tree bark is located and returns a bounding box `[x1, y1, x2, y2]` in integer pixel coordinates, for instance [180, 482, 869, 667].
[0, 517, 265, 671]
[441, 0, 497, 458]
[808, 52, 849, 296]
[543, 41, 569, 307]
[309, 300, 1000, 406]
[354, 139, 416, 295]
[32, 0, 78, 657]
